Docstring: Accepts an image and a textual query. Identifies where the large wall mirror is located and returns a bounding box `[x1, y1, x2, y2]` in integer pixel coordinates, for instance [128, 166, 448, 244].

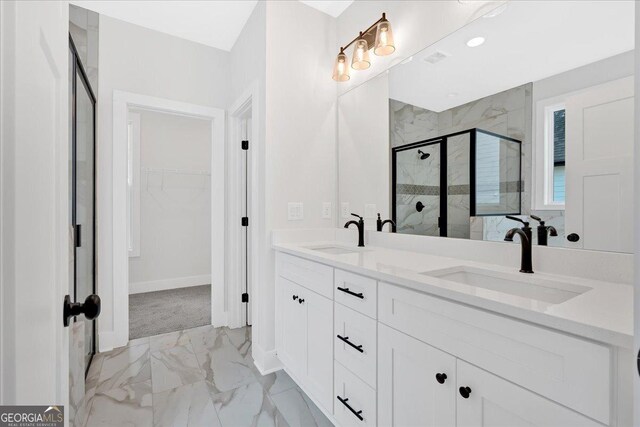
[338, 1, 635, 253]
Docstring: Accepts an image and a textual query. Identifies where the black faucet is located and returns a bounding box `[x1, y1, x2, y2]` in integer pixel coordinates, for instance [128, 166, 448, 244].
[504, 228, 533, 274]
[530, 215, 558, 246]
[505, 215, 532, 243]
[376, 213, 396, 232]
[344, 213, 365, 247]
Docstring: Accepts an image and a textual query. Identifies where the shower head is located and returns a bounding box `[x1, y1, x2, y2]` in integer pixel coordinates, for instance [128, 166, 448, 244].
[417, 149, 430, 160]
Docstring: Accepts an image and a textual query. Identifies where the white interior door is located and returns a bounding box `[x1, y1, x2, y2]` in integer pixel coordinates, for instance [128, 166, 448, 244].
[565, 76, 634, 252]
[0, 0, 69, 409]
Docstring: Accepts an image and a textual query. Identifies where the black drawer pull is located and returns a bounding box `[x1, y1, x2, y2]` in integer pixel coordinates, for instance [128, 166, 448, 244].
[459, 386, 471, 399]
[337, 286, 364, 299]
[337, 335, 364, 353]
[337, 396, 363, 421]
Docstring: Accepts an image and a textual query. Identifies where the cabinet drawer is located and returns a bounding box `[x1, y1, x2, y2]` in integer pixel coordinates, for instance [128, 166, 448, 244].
[334, 361, 376, 427]
[334, 269, 377, 318]
[277, 252, 333, 299]
[379, 282, 611, 424]
[335, 304, 376, 388]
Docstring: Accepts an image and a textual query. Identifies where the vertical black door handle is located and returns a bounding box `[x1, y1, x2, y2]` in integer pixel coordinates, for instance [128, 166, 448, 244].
[75, 224, 82, 247]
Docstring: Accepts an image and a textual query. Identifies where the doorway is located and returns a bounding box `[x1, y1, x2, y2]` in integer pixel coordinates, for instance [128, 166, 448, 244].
[240, 115, 252, 326]
[127, 109, 213, 339]
[69, 36, 97, 374]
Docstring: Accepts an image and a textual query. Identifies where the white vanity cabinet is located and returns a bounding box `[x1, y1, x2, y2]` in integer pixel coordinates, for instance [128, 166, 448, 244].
[274, 251, 630, 427]
[275, 254, 334, 412]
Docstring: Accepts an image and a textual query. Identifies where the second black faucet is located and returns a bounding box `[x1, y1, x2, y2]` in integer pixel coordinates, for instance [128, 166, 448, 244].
[344, 213, 365, 247]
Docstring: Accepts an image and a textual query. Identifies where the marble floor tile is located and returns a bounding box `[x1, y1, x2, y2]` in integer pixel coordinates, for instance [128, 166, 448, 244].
[195, 334, 258, 394]
[152, 381, 221, 427]
[151, 344, 205, 394]
[188, 325, 226, 354]
[211, 382, 289, 427]
[149, 330, 190, 352]
[224, 326, 252, 359]
[86, 380, 153, 427]
[256, 370, 297, 397]
[97, 343, 151, 393]
[127, 336, 151, 348]
[270, 387, 332, 427]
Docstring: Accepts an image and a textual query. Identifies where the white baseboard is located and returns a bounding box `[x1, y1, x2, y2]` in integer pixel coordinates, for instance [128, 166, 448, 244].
[252, 344, 282, 375]
[129, 274, 211, 294]
[98, 331, 115, 353]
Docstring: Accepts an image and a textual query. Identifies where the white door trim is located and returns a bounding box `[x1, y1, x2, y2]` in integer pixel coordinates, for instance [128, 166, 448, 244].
[228, 82, 261, 329]
[111, 91, 225, 349]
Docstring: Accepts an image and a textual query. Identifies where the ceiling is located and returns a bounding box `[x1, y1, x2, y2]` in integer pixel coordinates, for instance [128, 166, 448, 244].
[388, 1, 635, 112]
[70, 1, 353, 51]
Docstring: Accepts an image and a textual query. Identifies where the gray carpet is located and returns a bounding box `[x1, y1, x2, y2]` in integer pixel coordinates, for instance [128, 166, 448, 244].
[129, 284, 211, 339]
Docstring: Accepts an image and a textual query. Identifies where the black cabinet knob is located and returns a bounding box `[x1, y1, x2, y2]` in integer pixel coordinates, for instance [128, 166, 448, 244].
[63, 294, 101, 327]
[567, 233, 580, 242]
[298, 298, 305, 304]
[459, 386, 472, 399]
[435, 373, 447, 384]
[292, 295, 298, 301]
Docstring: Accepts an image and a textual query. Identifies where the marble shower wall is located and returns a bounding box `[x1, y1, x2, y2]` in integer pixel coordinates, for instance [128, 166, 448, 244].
[390, 83, 534, 239]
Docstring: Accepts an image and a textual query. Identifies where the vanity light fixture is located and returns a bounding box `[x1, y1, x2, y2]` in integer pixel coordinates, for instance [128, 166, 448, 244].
[332, 13, 395, 81]
[466, 36, 486, 47]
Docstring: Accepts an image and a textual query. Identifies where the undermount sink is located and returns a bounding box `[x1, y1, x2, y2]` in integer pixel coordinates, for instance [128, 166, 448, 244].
[305, 245, 361, 255]
[421, 266, 591, 304]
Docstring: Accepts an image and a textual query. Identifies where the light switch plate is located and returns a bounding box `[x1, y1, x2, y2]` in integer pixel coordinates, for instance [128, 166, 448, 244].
[287, 202, 304, 221]
[341, 202, 350, 218]
[364, 203, 377, 219]
[322, 202, 332, 219]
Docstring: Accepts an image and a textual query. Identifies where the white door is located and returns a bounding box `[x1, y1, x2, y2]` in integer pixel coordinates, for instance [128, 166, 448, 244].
[0, 0, 69, 410]
[565, 76, 634, 252]
[456, 360, 600, 427]
[303, 291, 333, 412]
[276, 278, 306, 377]
[378, 324, 456, 427]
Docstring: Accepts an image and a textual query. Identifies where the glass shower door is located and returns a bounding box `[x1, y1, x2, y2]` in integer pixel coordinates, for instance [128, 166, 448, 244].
[72, 52, 97, 371]
[393, 142, 442, 236]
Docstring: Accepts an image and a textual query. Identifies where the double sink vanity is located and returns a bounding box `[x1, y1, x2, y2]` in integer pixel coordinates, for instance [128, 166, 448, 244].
[272, 231, 633, 427]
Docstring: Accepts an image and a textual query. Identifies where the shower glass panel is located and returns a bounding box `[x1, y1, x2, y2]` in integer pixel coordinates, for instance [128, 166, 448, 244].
[393, 141, 442, 236]
[473, 130, 521, 215]
[71, 43, 97, 372]
[447, 133, 471, 239]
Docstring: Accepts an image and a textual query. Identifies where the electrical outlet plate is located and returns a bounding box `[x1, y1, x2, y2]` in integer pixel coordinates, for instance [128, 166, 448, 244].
[288, 202, 304, 221]
[322, 202, 332, 219]
[341, 202, 350, 218]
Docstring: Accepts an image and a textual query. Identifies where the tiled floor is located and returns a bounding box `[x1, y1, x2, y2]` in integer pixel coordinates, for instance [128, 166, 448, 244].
[84, 325, 332, 427]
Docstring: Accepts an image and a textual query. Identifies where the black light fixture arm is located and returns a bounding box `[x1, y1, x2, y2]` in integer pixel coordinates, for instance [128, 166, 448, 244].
[339, 13, 387, 52]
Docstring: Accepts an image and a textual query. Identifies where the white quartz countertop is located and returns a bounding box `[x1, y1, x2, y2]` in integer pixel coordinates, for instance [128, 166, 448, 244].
[273, 241, 633, 349]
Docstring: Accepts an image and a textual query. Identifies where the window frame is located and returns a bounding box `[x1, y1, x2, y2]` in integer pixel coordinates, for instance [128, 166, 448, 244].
[533, 97, 566, 210]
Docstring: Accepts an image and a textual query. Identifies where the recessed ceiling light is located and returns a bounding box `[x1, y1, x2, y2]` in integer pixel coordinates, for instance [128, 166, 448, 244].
[466, 37, 485, 48]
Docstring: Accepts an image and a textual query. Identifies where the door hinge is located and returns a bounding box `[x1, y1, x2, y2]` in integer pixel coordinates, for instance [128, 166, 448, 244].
[242, 293, 249, 303]
[241, 140, 249, 150]
[74, 224, 82, 248]
[241, 217, 249, 227]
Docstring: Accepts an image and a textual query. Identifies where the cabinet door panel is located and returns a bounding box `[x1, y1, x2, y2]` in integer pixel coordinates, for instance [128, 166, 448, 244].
[456, 360, 601, 427]
[305, 290, 334, 412]
[378, 324, 456, 427]
[277, 278, 307, 377]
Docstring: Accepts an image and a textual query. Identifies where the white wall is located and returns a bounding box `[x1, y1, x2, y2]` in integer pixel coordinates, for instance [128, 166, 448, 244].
[97, 15, 229, 349]
[338, 72, 389, 225]
[128, 110, 211, 294]
[633, 4, 640, 424]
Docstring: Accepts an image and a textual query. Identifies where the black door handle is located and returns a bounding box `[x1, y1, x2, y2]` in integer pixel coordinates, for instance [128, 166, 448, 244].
[337, 287, 364, 299]
[459, 386, 472, 399]
[337, 396, 363, 421]
[63, 294, 101, 327]
[337, 335, 364, 353]
[435, 373, 447, 384]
